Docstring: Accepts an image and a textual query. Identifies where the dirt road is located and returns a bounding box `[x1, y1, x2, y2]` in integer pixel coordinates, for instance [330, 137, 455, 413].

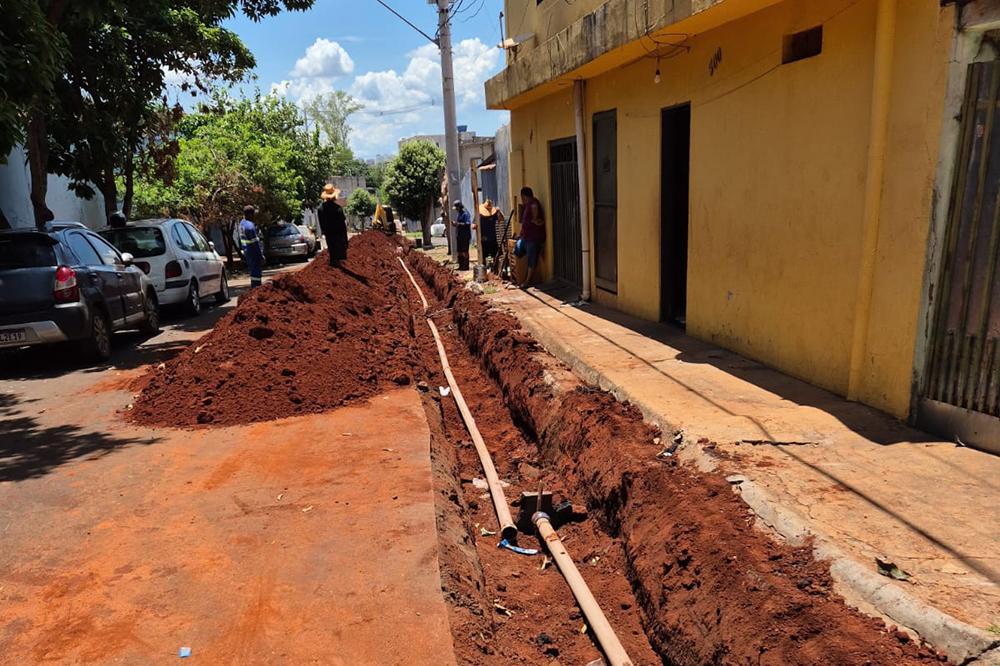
[0, 389, 455, 664]
[1, 264, 457, 664]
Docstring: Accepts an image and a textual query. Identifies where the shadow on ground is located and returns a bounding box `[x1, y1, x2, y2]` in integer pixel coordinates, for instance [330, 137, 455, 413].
[0, 298, 239, 381]
[0, 393, 159, 482]
[524, 282, 1000, 585]
[529, 281, 933, 446]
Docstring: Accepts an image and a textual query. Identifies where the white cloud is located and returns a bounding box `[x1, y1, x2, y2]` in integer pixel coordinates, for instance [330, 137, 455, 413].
[270, 37, 503, 156]
[290, 38, 354, 78]
[347, 38, 498, 112]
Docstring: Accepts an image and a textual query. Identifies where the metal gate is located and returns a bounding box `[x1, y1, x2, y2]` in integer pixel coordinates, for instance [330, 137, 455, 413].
[549, 138, 582, 288]
[920, 61, 1000, 451]
[593, 110, 618, 292]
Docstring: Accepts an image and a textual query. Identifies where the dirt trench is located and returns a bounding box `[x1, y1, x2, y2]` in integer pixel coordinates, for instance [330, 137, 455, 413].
[405, 251, 948, 666]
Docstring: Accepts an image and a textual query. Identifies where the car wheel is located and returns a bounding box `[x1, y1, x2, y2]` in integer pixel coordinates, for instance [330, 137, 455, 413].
[215, 272, 230, 304]
[140, 293, 160, 335]
[81, 310, 112, 362]
[186, 280, 201, 316]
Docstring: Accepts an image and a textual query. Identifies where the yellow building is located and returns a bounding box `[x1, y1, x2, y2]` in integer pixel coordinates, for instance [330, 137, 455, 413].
[487, 0, 1000, 452]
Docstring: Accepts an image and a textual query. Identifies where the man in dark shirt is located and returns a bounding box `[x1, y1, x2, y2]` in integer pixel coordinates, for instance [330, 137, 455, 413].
[453, 200, 472, 270]
[514, 187, 545, 287]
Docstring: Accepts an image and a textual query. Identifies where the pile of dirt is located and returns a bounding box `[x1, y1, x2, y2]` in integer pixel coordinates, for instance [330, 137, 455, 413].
[131, 232, 419, 428]
[407, 252, 946, 666]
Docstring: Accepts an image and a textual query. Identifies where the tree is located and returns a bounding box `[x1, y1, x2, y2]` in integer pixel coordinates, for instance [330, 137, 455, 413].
[0, 0, 64, 161]
[20, 0, 316, 228]
[366, 161, 388, 196]
[130, 91, 335, 265]
[303, 91, 361, 150]
[383, 141, 445, 246]
[346, 188, 376, 224]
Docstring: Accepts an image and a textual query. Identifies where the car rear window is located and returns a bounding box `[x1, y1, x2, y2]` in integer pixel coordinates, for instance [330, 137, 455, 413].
[0, 235, 57, 269]
[267, 225, 297, 237]
[100, 227, 167, 258]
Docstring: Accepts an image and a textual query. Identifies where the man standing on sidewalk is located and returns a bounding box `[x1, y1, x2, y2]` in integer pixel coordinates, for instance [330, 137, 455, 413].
[239, 205, 264, 288]
[453, 200, 472, 270]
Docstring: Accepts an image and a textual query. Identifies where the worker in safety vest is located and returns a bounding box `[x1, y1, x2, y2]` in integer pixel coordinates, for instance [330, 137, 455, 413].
[239, 204, 264, 288]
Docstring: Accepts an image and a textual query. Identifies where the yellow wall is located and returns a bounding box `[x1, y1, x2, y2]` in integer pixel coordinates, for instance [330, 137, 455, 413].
[506, 0, 954, 417]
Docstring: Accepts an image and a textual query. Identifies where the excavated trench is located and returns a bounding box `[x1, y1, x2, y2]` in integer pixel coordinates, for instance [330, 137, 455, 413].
[132, 233, 949, 665]
[404, 250, 948, 666]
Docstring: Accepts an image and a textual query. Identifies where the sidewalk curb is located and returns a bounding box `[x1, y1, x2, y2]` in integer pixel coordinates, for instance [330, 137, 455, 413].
[731, 475, 998, 664]
[502, 297, 998, 664]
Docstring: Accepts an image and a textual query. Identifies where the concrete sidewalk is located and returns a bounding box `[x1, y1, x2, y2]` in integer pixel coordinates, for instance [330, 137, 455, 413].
[490, 284, 1000, 663]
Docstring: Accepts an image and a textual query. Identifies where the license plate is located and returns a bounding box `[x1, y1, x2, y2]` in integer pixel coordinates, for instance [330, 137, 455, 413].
[0, 329, 27, 345]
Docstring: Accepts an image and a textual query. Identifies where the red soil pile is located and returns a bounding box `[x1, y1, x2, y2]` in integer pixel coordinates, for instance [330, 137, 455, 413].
[407, 252, 946, 666]
[131, 232, 419, 428]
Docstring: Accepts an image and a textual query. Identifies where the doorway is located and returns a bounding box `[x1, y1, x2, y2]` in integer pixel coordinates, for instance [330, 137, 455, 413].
[593, 110, 618, 292]
[660, 104, 690, 326]
[918, 61, 1000, 452]
[549, 138, 582, 288]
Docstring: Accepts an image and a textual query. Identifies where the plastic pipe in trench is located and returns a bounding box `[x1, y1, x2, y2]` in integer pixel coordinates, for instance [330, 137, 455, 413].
[397, 256, 634, 666]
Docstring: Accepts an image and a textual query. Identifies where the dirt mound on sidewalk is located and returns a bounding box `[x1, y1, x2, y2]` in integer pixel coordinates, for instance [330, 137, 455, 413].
[131, 232, 419, 428]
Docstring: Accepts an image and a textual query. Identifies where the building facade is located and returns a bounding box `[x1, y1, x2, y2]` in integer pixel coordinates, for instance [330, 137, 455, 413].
[487, 0, 1000, 451]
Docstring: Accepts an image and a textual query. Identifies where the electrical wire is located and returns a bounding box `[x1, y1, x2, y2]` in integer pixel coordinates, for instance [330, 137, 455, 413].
[372, 0, 438, 45]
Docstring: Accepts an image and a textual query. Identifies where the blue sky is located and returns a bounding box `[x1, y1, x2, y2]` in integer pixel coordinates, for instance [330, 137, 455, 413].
[220, 1, 510, 158]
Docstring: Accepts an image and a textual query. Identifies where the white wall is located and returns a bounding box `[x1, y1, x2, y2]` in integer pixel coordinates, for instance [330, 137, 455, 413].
[0, 146, 107, 229]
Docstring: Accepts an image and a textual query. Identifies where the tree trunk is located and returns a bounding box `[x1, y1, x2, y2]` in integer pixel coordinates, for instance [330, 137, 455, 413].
[100, 168, 117, 219]
[27, 112, 51, 229]
[422, 198, 433, 247]
[224, 220, 239, 267]
[25, 0, 69, 230]
[122, 150, 135, 218]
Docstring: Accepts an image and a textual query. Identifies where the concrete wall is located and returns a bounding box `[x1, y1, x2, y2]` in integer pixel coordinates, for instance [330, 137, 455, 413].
[505, 0, 955, 418]
[505, 0, 607, 45]
[494, 123, 513, 215]
[0, 146, 108, 229]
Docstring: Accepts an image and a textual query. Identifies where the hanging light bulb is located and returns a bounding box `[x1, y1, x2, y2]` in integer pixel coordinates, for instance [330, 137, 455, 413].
[654, 56, 661, 84]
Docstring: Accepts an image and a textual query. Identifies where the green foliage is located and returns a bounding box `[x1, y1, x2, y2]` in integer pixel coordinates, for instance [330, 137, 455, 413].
[346, 189, 376, 219]
[13, 0, 315, 225]
[0, 0, 65, 160]
[365, 161, 388, 195]
[383, 141, 445, 222]
[131, 92, 309, 229]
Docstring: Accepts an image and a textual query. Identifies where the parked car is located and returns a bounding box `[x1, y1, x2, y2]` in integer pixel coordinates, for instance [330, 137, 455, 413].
[265, 223, 310, 263]
[431, 218, 446, 237]
[0, 225, 159, 361]
[99, 218, 229, 316]
[295, 224, 318, 257]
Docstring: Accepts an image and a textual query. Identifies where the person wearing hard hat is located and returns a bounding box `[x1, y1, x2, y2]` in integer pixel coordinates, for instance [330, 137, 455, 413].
[319, 184, 348, 266]
[477, 199, 504, 264]
[453, 200, 472, 271]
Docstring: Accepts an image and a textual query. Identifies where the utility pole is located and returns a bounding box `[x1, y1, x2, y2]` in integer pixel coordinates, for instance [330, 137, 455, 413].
[436, 0, 462, 260]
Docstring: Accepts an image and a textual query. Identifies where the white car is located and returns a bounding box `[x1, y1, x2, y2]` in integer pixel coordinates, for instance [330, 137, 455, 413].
[431, 218, 446, 237]
[99, 219, 229, 315]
